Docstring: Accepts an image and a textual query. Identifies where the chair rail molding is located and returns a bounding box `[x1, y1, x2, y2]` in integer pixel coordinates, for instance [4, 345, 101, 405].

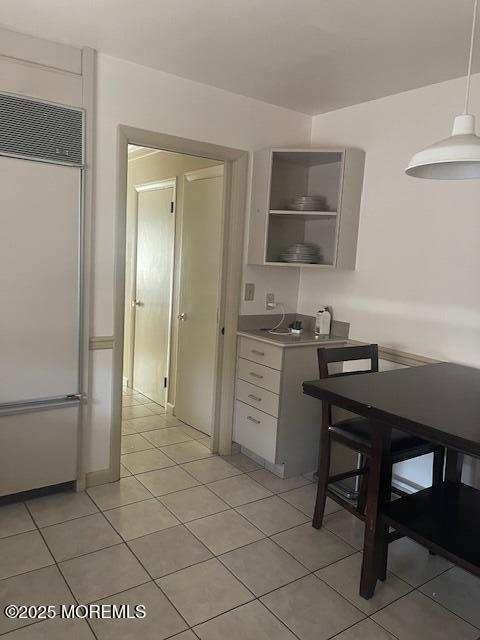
[348, 339, 442, 367]
[89, 336, 115, 350]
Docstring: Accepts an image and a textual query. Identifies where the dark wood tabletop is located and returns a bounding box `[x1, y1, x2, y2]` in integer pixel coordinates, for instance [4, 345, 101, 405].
[303, 362, 480, 458]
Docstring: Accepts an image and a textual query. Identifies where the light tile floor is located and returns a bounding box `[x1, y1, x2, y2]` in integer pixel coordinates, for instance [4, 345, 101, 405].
[0, 390, 479, 639]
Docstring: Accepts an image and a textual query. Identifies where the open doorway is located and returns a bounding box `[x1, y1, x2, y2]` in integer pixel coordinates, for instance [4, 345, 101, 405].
[120, 146, 225, 472]
[109, 128, 248, 485]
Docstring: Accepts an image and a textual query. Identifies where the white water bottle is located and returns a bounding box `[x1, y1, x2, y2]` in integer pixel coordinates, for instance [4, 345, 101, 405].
[315, 307, 331, 336]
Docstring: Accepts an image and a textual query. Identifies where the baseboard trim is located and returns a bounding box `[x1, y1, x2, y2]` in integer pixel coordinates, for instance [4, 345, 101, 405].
[239, 445, 265, 467]
[166, 402, 175, 415]
[86, 467, 116, 488]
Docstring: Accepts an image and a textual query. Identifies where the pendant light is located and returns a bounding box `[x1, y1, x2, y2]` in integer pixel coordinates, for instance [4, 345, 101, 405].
[405, 0, 480, 179]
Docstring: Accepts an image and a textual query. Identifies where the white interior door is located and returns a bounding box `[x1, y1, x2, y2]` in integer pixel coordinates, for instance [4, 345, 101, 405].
[133, 180, 175, 405]
[175, 165, 224, 434]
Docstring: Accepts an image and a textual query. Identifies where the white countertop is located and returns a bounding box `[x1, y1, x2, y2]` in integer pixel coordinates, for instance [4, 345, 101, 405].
[237, 329, 347, 348]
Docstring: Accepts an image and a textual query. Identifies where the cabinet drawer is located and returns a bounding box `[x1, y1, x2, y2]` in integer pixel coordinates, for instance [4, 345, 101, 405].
[236, 379, 279, 418]
[239, 337, 283, 370]
[237, 358, 281, 394]
[233, 401, 277, 464]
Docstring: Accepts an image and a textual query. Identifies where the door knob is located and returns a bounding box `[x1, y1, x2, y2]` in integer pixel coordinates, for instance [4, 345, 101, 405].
[178, 312, 186, 321]
[132, 300, 143, 307]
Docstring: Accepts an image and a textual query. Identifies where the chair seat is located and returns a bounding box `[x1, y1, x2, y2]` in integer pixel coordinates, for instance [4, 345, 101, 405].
[330, 417, 429, 453]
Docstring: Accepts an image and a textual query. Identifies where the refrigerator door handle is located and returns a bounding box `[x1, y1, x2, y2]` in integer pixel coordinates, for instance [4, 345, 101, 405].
[0, 394, 83, 417]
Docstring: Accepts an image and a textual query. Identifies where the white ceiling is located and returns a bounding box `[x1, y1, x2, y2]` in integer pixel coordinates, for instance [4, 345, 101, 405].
[1, 0, 479, 114]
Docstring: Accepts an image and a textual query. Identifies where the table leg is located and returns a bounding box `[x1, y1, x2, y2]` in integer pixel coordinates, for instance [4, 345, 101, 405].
[360, 419, 392, 599]
[445, 450, 464, 484]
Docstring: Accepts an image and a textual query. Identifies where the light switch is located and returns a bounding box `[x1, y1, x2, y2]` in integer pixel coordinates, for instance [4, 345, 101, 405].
[244, 283, 255, 301]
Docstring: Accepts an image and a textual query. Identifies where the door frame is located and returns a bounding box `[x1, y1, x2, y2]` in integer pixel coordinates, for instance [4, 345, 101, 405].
[126, 177, 177, 406]
[110, 126, 248, 481]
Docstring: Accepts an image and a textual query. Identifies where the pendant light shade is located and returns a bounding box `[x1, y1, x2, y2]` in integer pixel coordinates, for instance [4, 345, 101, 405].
[405, 114, 480, 179]
[406, 0, 480, 179]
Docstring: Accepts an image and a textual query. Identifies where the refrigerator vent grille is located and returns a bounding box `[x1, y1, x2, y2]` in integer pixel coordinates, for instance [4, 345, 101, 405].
[0, 93, 83, 166]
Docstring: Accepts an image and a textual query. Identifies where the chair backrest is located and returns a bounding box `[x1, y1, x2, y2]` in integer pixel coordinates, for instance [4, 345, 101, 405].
[317, 344, 379, 380]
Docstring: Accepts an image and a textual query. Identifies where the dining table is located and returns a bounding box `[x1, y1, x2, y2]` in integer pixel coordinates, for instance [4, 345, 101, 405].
[303, 361, 480, 599]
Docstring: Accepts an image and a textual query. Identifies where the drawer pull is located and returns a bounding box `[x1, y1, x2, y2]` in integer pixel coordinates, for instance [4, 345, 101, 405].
[249, 371, 264, 379]
[251, 349, 265, 356]
[247, 415, 261, 424]
[248, 394, 262, 402]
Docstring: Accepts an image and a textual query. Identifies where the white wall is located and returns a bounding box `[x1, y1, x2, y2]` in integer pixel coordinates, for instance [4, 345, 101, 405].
[89, 53, 311, 472]
[89, 55, 480, 476]
[300, 73, 480, 367]
[94, 53, 310, 335]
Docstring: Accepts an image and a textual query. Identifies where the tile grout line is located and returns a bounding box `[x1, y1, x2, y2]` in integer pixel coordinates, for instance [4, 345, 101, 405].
[87, 490, 155, 512]
[174, 504, 365, 637]
[313, 563, 411, 618]
[329, 615, 401, 640]
[144, 454, 478, 634]
[124, 532, 196, 631]
[119, 425, 306, 639]
[1, 479, 455, 597]
[34, 493, 465, 640]
[1, 521, 471, 638]
[401, 585, 480, 633]
[21, 500, 104, 640]
[1, 410, 475, 637]
[123, 461, 441, 589]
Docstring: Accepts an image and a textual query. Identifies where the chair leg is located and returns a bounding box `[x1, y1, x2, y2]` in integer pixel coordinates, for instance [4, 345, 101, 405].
[357, 456, 368, 514]
[374, 456, 393, 582]
[377, 522, 389, 581]
[428, 448, 445, 557]
[312, 424, 331, 529]
[432, 448, 445, 486]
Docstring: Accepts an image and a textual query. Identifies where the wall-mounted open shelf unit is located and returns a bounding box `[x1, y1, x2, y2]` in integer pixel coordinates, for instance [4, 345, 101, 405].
[269, 210, 337, 218]
[248, 148, 365, 269]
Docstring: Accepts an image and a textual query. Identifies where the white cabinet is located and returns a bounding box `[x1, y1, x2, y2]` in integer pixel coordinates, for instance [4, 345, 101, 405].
[236, 379, 280, 418]
[237, 358, 281, 394]
[234, 334, 345, 477]
[248, 148, 365, 269]
[233, 401, 278, 464]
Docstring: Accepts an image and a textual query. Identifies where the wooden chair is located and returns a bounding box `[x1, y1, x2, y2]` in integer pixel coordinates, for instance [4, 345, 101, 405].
[312, 344, 445, 567]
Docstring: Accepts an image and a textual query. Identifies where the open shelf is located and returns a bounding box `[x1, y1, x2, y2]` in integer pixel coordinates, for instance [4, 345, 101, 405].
[269, 151, 342, 213]
[383, 481, 480, 575]
[265, 211, 336, 266]
[248, 147, 365, 269]
[269, 209, 337, 217]
[265, 261, 334, 269]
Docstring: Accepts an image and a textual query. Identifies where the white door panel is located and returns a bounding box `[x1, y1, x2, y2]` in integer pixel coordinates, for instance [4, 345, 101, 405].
[133, 185, 175, 405]
[175, 171, 224, 434]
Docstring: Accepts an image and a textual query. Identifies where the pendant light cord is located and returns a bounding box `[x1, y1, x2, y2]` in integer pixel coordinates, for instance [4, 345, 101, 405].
[464, 0, 478, 114]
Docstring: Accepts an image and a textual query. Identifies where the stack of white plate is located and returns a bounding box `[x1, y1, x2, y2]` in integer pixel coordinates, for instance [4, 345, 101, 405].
[279, 242, 322, 264]
[288, 195, 327, 211]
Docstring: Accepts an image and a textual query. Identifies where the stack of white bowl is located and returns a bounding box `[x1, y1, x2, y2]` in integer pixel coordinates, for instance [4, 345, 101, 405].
[288, 195, 327, 211]
[279, 242, 322, 264]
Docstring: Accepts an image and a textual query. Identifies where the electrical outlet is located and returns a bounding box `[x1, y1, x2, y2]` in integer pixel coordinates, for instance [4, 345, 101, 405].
[266, 292, 276, 310]
[244, 283, 255, 301]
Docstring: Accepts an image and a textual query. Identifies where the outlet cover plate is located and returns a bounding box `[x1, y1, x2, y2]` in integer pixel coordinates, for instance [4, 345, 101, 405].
[266, 292, 275, 309]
